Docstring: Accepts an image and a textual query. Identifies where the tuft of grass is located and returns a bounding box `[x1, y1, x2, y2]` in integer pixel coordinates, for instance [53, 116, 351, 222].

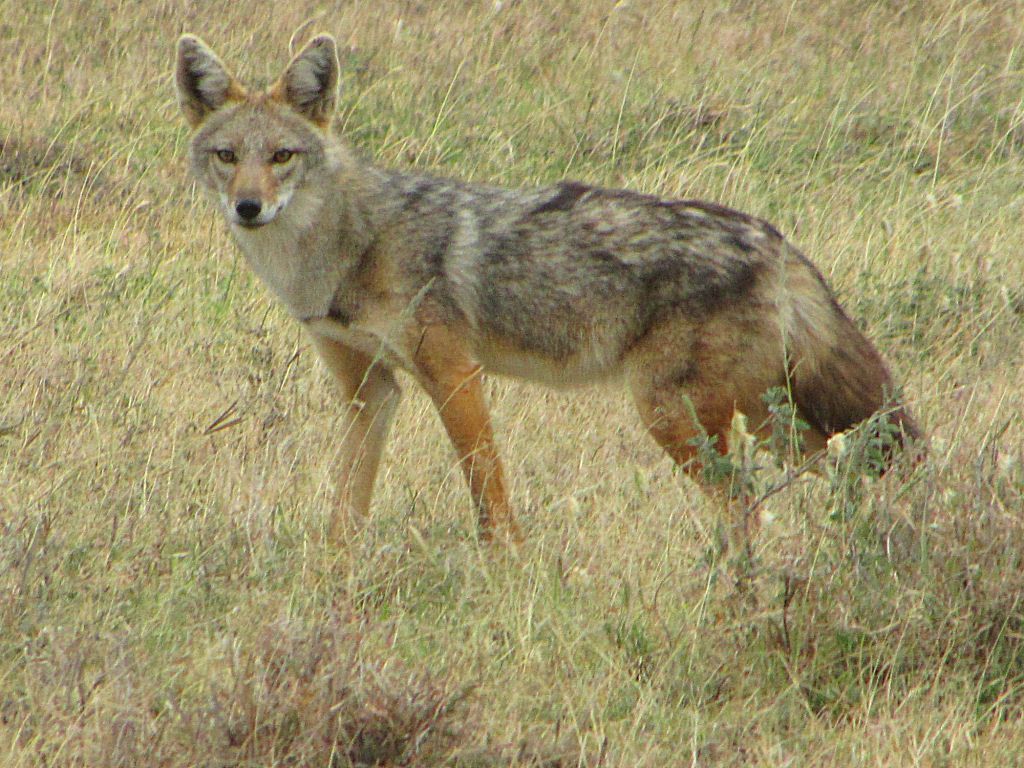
[7, 615, 495, 767]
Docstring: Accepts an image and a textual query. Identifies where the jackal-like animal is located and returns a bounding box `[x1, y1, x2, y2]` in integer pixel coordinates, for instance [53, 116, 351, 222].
[175, 34, 921, 544]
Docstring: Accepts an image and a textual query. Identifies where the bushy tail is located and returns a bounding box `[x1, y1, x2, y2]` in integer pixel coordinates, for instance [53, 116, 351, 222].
[785, 269, 922, 467]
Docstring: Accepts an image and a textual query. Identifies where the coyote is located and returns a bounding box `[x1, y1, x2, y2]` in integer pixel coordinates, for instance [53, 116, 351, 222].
[175, 34, 920, 544]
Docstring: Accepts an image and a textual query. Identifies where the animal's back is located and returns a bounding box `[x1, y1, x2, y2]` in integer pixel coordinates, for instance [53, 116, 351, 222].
[424, 177, 919, 451]
[400, 179, 783, 386]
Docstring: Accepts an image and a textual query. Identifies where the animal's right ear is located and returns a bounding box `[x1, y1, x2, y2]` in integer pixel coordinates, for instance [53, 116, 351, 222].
[176, 35, 245, 127]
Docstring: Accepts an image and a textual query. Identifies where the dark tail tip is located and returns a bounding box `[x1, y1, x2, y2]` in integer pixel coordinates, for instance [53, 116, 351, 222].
[879, 404, 927, 473]
[791, 356, 925, 475]
[831, 400, 926, 477]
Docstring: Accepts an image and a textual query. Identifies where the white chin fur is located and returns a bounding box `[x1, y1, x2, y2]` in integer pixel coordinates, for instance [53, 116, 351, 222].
[229, 210, 278, 228]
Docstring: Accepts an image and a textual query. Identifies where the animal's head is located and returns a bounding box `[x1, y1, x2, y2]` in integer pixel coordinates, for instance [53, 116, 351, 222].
[175, 34, 340, 229]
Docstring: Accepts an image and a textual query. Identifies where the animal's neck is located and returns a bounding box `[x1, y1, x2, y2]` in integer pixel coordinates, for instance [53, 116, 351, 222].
[307, 143, 382, 263]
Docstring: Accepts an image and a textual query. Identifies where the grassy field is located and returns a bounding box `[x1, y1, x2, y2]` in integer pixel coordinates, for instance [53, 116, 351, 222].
[2, 0, 1023, 764]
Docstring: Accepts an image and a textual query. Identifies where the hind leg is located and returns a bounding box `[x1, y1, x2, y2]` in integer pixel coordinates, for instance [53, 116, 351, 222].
[631, 372, 762, 553]
[628, 315, 794, 553]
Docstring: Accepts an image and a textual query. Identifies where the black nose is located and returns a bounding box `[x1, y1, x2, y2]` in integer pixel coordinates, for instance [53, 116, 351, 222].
[235, 199, 262, 221]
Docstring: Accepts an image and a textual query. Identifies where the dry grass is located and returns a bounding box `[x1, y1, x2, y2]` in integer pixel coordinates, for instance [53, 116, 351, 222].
[1, 0, 1023, 765]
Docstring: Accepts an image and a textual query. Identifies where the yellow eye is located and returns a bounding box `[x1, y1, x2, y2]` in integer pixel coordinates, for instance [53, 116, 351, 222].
[215, 149, 236, 163]
[272, 149, 294, 164]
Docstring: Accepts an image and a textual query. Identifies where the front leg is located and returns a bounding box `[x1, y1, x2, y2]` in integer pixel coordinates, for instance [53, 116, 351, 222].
[413, 325, 520, 542]
[308, 333, 401, 544]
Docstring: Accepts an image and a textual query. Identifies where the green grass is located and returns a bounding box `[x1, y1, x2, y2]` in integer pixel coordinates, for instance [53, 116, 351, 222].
[2, 0, 1023, 765]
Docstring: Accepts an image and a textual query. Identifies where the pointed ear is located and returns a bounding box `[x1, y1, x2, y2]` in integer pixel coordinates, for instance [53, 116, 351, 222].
[271, 34, 339, 127]
[176, 35, 245, 127]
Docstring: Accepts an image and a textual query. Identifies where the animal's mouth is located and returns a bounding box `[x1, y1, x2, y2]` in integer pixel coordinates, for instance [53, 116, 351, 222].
[236, 219, 268, 230]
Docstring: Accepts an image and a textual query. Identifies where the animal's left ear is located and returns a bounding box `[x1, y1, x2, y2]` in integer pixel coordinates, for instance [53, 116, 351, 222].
[271, 34, 339, 127]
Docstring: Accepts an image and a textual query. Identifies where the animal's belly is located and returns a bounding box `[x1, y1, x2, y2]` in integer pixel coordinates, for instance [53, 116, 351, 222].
[474, 340, 622, 388]
[305, 318, 627, 388]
